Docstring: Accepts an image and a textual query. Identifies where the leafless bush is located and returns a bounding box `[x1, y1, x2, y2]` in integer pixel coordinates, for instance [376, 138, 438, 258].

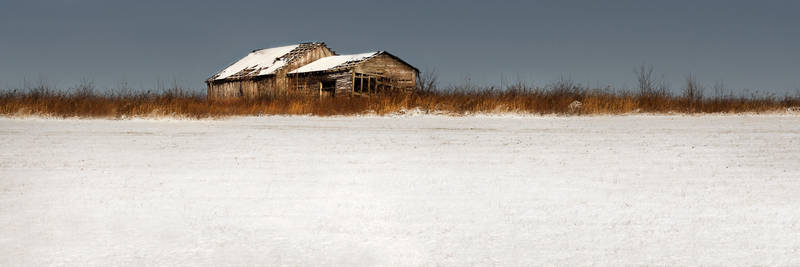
[713, 80, 727, 98]
[683, 73, 704, 101]
[71, 78, 95, 98]
[683, 73, 704, 112]
[416, 69, 439, 92]
[633, 64, 673, 111]
[635, 64, 657, 95]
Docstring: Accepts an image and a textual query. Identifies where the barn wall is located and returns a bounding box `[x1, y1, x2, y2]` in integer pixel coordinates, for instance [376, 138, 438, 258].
[286, 74, 322, 96]
[207, 76, 280, 100]
[287, 71, 350, 97]
[332, 72, 353, 96]
[354, 54, 417, 91]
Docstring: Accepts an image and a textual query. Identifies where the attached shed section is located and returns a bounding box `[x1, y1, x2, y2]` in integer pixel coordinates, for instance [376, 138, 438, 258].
[288, 51, 418, 97]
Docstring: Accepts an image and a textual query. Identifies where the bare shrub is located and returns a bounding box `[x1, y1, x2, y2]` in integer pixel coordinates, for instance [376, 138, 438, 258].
[634, 64, 672, 112]
[635, 64, 657, 95]
[71, 78, 95, 98]
[416, 69, 439, 92]
[683, 73, 704, 113]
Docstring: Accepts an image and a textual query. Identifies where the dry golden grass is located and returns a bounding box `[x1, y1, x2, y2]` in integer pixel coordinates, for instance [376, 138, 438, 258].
[1, 85, 798, 119]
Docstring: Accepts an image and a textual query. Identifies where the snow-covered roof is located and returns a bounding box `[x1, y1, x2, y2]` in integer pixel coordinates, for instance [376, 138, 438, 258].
[289, 52, 379, 74]
[209, 44, 302, 81]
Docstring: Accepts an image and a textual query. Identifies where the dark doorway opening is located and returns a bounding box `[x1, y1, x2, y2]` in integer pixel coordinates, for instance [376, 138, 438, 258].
[321, 80, 336, 97]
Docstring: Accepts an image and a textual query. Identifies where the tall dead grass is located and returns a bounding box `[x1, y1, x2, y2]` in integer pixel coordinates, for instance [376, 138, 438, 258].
[1, 80, 798, 118]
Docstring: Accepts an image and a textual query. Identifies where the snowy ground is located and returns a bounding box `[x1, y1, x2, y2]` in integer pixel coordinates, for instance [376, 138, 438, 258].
[1, 115, 799, 265]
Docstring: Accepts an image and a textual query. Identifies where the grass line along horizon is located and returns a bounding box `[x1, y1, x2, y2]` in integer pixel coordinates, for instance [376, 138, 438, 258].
[2, 72, 799, 118]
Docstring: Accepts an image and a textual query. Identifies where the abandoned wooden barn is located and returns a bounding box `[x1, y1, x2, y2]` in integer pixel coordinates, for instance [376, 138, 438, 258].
[206, 42, 418, 99]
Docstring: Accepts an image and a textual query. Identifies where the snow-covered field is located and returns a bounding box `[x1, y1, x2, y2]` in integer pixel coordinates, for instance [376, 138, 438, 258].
[1, 115, 799, 265]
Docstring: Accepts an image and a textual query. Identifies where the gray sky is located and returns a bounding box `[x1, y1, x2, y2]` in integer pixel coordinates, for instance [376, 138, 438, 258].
[1, 0, 799, 95]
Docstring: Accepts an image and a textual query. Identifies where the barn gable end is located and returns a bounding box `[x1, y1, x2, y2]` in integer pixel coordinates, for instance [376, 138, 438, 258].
[353, 53, 418, 91]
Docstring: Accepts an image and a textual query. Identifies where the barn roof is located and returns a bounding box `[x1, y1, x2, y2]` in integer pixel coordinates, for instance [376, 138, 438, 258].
[289, 52, 379, 74]
[289, 51, 419, 74]
[208, 42, 326, 81]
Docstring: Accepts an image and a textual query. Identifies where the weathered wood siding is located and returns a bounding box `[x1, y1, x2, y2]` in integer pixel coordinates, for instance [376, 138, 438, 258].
[354, 54, 417, 91]
[287, 71, 348, 97]
[287, 54, 418, 97]
[331, 72, 354, 96]
[272, 45, 335, 95]
[208, 77, 275, 99]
